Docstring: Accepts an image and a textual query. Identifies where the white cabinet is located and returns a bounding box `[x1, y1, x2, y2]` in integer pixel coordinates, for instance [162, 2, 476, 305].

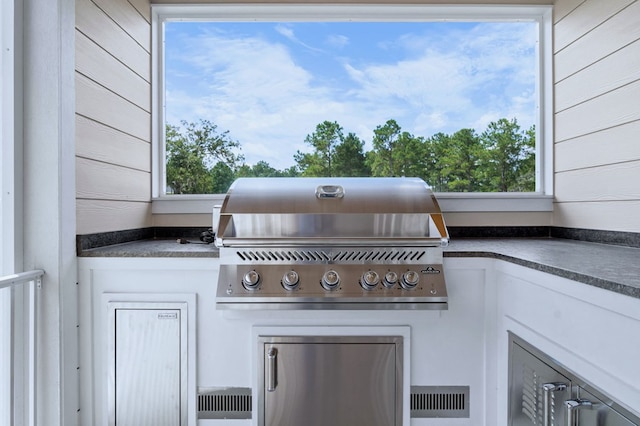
[78, 255, 640, 426]
[78, 258, 207, 426]
[108, 304, 186, 426]
[493, 261, 640, 425]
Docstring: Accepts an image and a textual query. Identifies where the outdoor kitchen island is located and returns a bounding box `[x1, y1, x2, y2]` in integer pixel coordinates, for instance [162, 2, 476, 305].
[77, 237, 640, 425]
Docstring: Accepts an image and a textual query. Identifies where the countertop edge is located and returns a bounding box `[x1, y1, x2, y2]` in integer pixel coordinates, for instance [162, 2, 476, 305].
[77, 238, 640, 300]
[444, 250, 640, 299]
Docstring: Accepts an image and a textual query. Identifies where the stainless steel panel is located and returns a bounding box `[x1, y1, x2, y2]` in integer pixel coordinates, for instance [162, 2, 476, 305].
[509, 337, 571, 426]
[508, 333, 640, 426]
[571, 388, 639, 426]
[258, 336, 403, 426]
[114, 309, 181, 426]
[216, 262, 447, 309]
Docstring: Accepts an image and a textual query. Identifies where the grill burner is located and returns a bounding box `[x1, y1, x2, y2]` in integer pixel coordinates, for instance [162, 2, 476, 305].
[214, 177, 449, 310]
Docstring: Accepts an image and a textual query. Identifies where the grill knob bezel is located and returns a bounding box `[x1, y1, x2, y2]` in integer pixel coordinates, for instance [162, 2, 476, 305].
[383, 271, 399, 288]
[360, 270, 380, 290]
[321, 270, 340, 291]
[282, 270, 300, 291]
[242, 270, 261, 290]
[401, 270, 420, 289]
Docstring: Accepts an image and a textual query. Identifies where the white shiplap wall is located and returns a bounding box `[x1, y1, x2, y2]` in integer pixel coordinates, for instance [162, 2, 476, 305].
[75, 0, 152, 234]
[553, 0, 640, 232]
[79, 0, 640, 233]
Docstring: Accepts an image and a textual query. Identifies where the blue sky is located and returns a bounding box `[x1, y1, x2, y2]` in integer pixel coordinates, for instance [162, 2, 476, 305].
[164, 21, 537, 170]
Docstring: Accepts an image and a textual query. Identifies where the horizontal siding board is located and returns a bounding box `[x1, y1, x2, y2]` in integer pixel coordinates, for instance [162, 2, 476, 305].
[76, 0, 150, 81]
[555, 38, 640, 112]
[553, 201, 640, 233]
[555, 120, 640, 172]
[77, 199, 152, 234]
[92, 0, 150, 52]
[554, 0, 640, 82]
[76, 115, 150, 172]
[76, 72, 151, 142]
[554, 0, 633, 53]
[553, 0, 586, 24]
[438, 211, 551, 227]
[129, 0, 151, 23]
[75, 30, 150, 112]
[152, 213, 213, 227]
[76, 157, 151, 202]
[555, 161, 640, 203]
[554, 79, 640, 142]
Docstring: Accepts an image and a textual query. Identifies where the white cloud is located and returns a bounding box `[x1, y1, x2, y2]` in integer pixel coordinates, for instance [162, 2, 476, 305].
[326, 34, 349, 48]
[274, 24, 323, 52]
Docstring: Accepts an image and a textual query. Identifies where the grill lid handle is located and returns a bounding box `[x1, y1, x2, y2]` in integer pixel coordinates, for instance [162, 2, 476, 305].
[316, 184, 345, 199]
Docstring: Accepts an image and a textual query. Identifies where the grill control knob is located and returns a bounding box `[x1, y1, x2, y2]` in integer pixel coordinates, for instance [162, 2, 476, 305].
[321, 270, 340, 291]
[282, 270, 300, 291]
[361, 270, 380, 290]
[401, 271, 420, 289]
[242, 270, 261, 290]
[383, 271, 399, 288]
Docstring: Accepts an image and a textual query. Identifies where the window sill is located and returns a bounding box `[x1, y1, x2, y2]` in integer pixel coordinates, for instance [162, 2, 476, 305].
[151, 193, 553, 215]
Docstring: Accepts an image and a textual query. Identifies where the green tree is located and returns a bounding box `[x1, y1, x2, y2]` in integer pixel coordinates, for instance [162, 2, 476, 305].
[294, 121, 344, 176]
[236, 161, 300, 178]
[440, 128, 484, 192]
[393, 132, 427, 178]
[422, 133, 450, 192]
[165, 119, 243, 194]
[210, 162, 236, 194]
[165, 124, 211, 194]
[369, 119, 401, 177]
[481, 118, 534, 192]
[333, 133, 370, 176]
[513, 125, 536, 191]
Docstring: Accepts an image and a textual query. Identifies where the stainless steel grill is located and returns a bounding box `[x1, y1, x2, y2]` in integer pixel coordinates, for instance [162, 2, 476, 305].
[214, 177, 449, 310]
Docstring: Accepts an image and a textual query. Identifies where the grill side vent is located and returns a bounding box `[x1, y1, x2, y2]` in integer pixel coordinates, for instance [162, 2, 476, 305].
[410, 386, 470, 418]
[197, 387, 251, 420]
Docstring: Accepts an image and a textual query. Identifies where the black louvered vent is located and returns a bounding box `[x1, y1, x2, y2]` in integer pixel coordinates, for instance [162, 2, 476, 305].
[235, 248, 426, 263]
[197, 388, 251, 420]
[410, 386, 470, 418]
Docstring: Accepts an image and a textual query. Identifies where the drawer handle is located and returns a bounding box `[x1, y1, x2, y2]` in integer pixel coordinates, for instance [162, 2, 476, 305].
[542, 383, 567, 426]
[267, 347, 277, 392]
[565, 399, 593, 426]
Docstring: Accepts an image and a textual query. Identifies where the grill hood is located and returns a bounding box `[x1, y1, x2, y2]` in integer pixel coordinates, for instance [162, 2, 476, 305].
[215, 177, 449, 247]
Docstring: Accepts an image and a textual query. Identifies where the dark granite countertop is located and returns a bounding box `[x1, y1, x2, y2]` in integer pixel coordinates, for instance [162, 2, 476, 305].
[445, 238, 640, 299]
[78, 237, 640, 299]
[78, 238, 219, 258]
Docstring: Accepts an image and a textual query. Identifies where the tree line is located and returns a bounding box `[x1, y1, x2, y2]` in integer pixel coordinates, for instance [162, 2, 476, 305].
[165, 117, 535, 194]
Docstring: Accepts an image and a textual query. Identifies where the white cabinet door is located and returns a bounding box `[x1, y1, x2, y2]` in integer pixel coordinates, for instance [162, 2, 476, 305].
[112, 308, 183, 426]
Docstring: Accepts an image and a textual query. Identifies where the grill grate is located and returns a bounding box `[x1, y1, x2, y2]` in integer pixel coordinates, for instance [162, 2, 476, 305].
[410, 386, 470, 418]
[197, 387, 251, 420]
[235, 249, 426, 264]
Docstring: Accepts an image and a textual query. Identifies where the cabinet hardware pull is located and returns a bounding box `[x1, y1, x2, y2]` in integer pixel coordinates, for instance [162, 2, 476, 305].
[542, 383, 567, 426]
[267, 347, 277, 392]
[565, 399, 593, 426]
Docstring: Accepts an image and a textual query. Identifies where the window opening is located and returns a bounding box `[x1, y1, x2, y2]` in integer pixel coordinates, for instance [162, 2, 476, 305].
[154, 6, 550, 196]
